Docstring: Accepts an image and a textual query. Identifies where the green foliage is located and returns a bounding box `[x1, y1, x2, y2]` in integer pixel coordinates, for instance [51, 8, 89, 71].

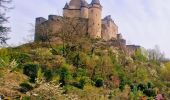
[51, 44, 65, 55]
[23, 63, 39, 83]
[161, 62, 170, 81]
[44, 69, 53, 82]
[136, 67, 149, 83]
[95, 77, 103, 87]
[36, 67, 44, 83]
[133, 49, 147, 62]
[143, 89, 156, 97]
[74, 68, 87, 78]
[33, 48, 52, 59]
[137, 83, 148, 91]
[19, 82, 33, 93]
[79, 77, 90, 89]
[0, 48, 10, 67]
[58, 64, 72, 86]
[130, 90, 144, 100]
[22, 96, 31, 100]
[10, 52, 31, 65]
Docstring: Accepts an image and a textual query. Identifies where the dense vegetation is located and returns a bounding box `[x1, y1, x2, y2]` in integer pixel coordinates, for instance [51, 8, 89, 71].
[0, 36, 170, 100]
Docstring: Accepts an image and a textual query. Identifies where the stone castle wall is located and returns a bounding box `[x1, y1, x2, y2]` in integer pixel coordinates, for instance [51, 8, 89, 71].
[35, 0, 119, 41]
[102, 17, 118, 41]
[63, 9, 81, 18]
[35, 15, 88, 42]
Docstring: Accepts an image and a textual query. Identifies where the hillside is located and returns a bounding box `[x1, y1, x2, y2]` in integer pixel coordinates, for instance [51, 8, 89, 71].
[0, 35, 170, 100]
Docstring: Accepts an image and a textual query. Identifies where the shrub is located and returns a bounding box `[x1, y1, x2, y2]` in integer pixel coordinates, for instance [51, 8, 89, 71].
[10, 52, 31, 65]
[23, 63, 39, 83]
[133, 49, 147, 62]
[22, 96, 31, 100]
[79, 78, 86, 89]
[0, 48, 10, 67]
[79, 77, 90, 89]
[137, 83, 147, 91]
[143, 89, 156, 97]
[19, 82, 33, 93]
[95, 78, 103, 87]
[58, 64, 72, 86]
[44, 69, 53, 82]
[147, 82, 153, 89]
[74, 68, 86, 78]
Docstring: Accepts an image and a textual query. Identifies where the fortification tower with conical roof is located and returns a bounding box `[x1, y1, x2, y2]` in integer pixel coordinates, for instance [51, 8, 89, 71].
[80, 0, 89, 18]
[63, 0, 82, 18]
[63, 0, 89, 18]
[88, 0, 102, 38]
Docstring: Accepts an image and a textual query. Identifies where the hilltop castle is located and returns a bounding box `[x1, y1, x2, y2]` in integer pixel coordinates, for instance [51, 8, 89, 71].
[35, 0, 119, 41]
[34, 0, 140, 55]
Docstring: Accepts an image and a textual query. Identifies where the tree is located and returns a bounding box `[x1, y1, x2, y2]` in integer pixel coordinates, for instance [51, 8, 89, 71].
[0, 0, 12, 45]
[147, 45, 167, 62]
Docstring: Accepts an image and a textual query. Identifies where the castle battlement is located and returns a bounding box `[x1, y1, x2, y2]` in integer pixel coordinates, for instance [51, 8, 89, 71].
[34, 0, 140, 55]
[35, 0, 119, 41]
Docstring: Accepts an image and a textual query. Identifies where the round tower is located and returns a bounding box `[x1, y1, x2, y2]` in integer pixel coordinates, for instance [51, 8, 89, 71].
[80, 0, 89, 18]
[88, 0, 102, 38]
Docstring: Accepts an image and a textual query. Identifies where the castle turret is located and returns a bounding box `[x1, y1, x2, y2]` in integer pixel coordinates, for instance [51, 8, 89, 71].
[80, 0, 89, 18]
[88, 0, 102, 38]
[63, 0, 82, 18]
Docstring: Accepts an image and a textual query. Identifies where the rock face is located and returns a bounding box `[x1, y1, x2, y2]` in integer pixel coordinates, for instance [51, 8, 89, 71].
[35, 0, 118, 41]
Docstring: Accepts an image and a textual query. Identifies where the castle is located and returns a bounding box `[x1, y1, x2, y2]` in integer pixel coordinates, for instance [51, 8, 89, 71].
[34, 0, 140, 55]
[35, 0, 119, 41]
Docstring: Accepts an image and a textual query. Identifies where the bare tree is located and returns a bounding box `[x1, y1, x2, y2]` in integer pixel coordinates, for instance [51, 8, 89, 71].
[147, 45, 168, 62]
[0, 0, 12, 45]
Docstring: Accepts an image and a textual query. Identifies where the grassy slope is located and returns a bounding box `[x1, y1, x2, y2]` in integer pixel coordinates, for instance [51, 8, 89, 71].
[0, 39, 170, 100]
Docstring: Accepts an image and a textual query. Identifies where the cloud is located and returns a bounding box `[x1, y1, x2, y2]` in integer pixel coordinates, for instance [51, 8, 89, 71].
[8, 0, 170, 58]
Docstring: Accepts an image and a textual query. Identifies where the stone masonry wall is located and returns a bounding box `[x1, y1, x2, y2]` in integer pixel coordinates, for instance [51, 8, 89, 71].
[35, 16, 88, 42]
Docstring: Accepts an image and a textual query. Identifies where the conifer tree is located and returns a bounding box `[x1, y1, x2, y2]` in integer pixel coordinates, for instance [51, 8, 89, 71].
[0, 0, 12, 44]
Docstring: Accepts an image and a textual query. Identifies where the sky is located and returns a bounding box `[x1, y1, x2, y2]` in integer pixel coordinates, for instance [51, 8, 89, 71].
[8, 0, 170, 58]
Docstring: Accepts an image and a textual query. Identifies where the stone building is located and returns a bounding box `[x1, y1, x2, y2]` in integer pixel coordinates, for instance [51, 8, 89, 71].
[35, 0, 119, 41]
[34, 0, 141, 55]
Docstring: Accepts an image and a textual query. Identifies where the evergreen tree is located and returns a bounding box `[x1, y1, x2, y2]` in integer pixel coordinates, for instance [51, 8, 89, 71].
[0, 0, 12, 44]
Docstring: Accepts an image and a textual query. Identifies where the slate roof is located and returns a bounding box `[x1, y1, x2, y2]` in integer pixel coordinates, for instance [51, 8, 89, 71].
[91, 0, 101, 5]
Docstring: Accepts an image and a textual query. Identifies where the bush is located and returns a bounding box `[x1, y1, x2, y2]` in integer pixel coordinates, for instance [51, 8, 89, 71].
[10, 52, 31, 65]
[19, 82, 33, 93]
[23, 63, 39, 83]
[95, 78, 103, 87]
[58, 64, 72, 86]
[137, 83, 147, 91]
[79, 78, 86, 89]
[22, 96, 31, 100]
[0, 48, 10, 67]
[143, 89, 156, 97]
[44, 69, 53, 82]
[133, 49, 147, 62]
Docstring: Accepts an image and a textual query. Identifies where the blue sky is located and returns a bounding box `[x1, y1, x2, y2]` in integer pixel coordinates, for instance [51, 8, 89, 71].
[8, 0, 170, 58]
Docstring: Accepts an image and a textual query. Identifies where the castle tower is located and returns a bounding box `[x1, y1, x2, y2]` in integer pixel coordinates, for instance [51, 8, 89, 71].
[88, 0, 102, 38]
[80, 0, 89, 18]
[63, 0, 82, 18]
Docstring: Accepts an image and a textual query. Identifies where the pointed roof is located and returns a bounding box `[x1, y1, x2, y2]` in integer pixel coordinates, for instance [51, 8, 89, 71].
[104, 15, 112, 21]
[69, 0, 81, 9]
[91, 0, 101, 5]
[63, 2, 69, 9]
[81, 0, 88, 7]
